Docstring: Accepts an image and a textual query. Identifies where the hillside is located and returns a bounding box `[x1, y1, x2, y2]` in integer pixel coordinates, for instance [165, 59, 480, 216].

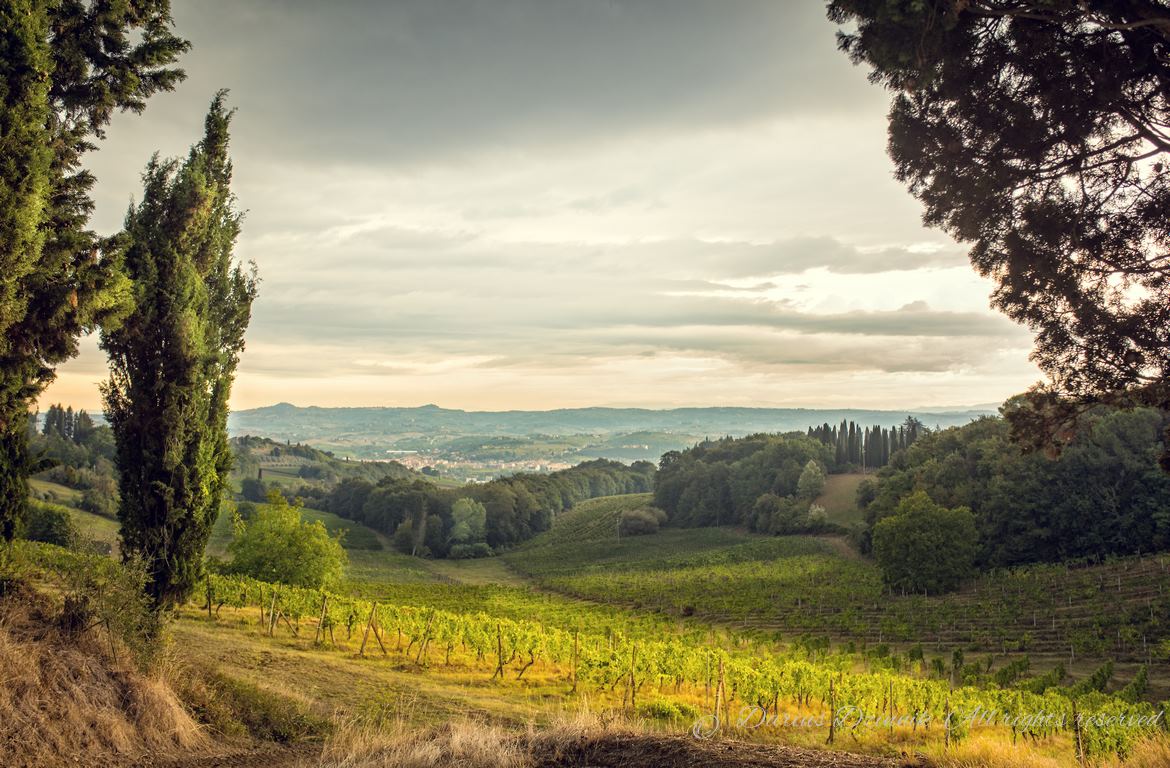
[508, 494, 1170, 696]
[227, 403, 994, 463]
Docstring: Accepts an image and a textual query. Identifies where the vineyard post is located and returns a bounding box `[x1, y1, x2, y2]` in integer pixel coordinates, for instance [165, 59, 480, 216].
[944, 692, 951, 750]
[1072, 700, 1085, 766]
[888, 679, 894, 737]
[360, 602, 379, 657]
[205, 573, 213, 619]
[705, 651, 711, 710]
[570, 630, 579, 693]
[314, 593, 328, 645]
[267, 589, 279, 637]
[826, 676, 836, 745]
[628, 643, 638, 715]
[713, 656, 725, 732]
[492, 623, 505, 680]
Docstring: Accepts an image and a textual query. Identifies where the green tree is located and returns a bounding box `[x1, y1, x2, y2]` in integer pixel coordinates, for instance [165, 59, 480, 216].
[871, 491, 977, 593]
[0, 1, 187, 540]
[101, 94, 257, 610]
[227, 492, 347, 589]
[828, 2, 1170, 466]
[449, 497, 487, 544]
[795, 459, 826, 500]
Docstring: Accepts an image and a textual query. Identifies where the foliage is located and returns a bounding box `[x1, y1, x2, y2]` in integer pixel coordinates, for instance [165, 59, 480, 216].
[654, 432, 831, 527]
[101, 95, 256, 609]
[0, 0, 187, 541]
[618, 507, 665, 536]
[198, 567, 1166, 761]
[227, 492, 347, 589]
[795, 459, 826, 499]
[827, 2, 1170, 463]
[21, 500, 77, 548]
[871, 491, 977, 593]
[324, 458, 655, 557]
[863, 410, 1170, 567]
[449, 497, 487, 544]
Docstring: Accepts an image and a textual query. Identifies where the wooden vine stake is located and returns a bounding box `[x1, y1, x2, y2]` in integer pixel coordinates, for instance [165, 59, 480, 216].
[267, 589, 279, 637]
[1072, 700, 1086, 766]
[314, 593, 328, 645]
[360, 602, 383, 657]
[492, 623, 505, 680]
[205, 573, 213, 619]
[570, 630, 579, 693]
[826, 676, 836, 745]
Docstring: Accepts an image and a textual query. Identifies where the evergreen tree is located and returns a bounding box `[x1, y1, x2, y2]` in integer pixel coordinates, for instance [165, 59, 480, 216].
[0, 1, 187, 540]
[828, 1, 1170, 465]
[101, 94, 256, 610]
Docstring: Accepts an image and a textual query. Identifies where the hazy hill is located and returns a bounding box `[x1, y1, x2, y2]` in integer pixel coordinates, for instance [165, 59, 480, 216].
[228, 403, 996, 461]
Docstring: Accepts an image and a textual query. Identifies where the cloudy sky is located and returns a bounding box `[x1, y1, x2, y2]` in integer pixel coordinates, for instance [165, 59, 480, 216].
[42, 0, 1041, 412]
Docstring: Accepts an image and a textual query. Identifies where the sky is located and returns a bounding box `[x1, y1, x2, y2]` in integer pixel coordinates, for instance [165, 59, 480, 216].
[41, 0, 1042, 413]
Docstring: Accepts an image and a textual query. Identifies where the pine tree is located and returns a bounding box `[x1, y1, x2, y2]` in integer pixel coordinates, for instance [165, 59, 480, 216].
[101, 94, 256, 610]
[0, 1, 187, 540]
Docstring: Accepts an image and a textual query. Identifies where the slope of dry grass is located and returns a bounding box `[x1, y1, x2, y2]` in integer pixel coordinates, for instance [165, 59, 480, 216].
[0, 583, 206, 767]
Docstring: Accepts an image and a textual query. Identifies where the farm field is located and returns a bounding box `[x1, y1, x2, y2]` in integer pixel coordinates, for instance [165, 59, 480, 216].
[508, 495, 1170, 695]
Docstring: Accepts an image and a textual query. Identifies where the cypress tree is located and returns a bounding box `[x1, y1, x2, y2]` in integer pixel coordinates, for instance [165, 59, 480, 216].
[101, 94, 256, 610]
[0, 1, 187, 540]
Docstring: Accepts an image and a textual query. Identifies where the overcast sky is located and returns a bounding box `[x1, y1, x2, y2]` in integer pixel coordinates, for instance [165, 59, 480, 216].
[42, 0, 1041, 412]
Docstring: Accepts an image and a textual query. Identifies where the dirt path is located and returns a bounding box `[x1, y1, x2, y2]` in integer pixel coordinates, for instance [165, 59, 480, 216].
[138, 734, 921, 768]
[531, 732, 920, 768]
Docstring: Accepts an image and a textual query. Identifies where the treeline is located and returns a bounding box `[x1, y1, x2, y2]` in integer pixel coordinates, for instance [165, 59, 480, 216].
[28, 405, 118, 518]
[806, 416, 927, 470]
[304, 459, 656, 557]
[653, 433, 834, 532]
[231, 435, 412, 496]
[860, 408, 1170, 569]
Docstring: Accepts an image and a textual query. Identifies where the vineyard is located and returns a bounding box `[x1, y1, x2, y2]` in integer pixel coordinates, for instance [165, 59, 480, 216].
[189, 566, 1167, 762]
[507, 496, 1170, 683]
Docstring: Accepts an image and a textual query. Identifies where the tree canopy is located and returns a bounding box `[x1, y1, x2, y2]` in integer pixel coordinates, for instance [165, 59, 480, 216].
[862, 409, 1170, 567]
[0, 0, 187, 539]
[872, 491, 978, 593]
[227, 491, 347, 589]
[828, 1, 1170, 464]
[102, 94, 256, 609]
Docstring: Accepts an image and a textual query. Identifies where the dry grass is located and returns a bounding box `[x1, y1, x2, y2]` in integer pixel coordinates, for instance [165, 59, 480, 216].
[925, 732, 1170, 768]
[1102, 736, 1170, 768]
[0, 584, 207, 767]
[316, 720, 531, 768]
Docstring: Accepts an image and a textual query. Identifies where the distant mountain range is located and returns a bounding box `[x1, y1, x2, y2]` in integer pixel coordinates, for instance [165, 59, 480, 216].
[228, 403, 999, 465]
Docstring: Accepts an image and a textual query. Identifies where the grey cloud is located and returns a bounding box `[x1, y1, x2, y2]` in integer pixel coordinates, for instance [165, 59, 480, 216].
[162, 0, 882, 168]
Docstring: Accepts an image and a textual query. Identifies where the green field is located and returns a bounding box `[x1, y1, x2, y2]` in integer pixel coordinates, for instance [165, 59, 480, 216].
[508, 494, 1170, 688]
[29, 477, 83, 504]
[813, 472, 868, 526]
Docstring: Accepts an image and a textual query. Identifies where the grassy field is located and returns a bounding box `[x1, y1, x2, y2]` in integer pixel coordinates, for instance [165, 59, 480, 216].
[28, 477, 83, 504]
[814, 472, 868, 526]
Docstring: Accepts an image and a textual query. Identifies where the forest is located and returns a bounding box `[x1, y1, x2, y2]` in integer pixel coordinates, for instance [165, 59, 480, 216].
[309, 458, 656, 557]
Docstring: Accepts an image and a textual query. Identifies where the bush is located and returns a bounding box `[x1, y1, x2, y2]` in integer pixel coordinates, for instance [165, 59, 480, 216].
[637, 699, 701, 722]
[872, 491, 977, 593]
[227, 491, 347, 588]
[79, 487, 118, 518]
[22, 501, 77, 547]
[448, 542, 494, 559]
[619, 507, 663, 536]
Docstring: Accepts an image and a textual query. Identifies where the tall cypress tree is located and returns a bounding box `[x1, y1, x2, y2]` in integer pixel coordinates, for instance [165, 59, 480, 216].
[0, 1, 187, 540]
[101, 94, 256, 610]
